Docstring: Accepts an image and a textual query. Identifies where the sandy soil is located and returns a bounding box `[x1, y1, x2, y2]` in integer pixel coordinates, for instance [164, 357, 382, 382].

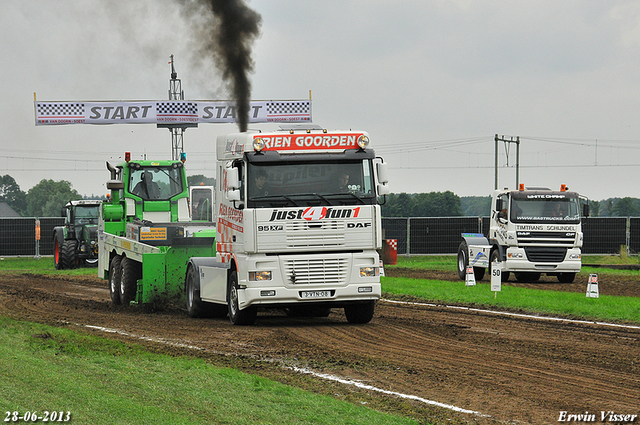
[0, 271, 638, 425]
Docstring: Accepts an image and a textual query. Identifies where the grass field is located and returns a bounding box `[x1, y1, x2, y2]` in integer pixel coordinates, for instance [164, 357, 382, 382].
[0, 318, 418, 425]
[1, 255, 638, 424]
[383, 255, 640, 324]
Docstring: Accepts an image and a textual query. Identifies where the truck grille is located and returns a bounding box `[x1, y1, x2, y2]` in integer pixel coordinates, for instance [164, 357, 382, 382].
[524, 247, 567, 263]
[282, 257, 349, 285]
[285, 220, 345, 248]
[516, 231, 576, 247]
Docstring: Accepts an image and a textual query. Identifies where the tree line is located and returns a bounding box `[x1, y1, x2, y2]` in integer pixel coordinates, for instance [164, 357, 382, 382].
[0, 174, 215, 218]
[2, 173, 639, 218]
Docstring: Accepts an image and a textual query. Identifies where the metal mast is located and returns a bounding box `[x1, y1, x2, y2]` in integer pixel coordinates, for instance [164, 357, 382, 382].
[494, 134, 520, 190]
[159, 55, 197, 160]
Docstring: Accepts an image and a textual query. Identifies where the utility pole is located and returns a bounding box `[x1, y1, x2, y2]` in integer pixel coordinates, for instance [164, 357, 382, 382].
[494, 134, 520, 190]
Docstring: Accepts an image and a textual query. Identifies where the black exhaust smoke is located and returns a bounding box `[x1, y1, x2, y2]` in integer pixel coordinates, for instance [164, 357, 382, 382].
[179, 0, 262, 132]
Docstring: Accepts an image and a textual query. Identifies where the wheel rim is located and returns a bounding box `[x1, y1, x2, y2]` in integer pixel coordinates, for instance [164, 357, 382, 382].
[458, 251, 466, 272]
[110, 270, 116, 294]
[230, 285, 238, 316]
[120, 263, 126, 297]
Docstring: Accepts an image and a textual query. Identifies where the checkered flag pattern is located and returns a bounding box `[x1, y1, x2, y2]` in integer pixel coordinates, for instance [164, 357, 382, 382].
[386, 239, 398, 251]
[267, 101, 310, 116]
[157, 102, 198, 115]
[36, 103, 85, 117]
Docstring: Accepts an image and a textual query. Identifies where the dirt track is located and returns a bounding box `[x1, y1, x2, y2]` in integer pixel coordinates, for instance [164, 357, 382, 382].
[1, 271, 638, 425]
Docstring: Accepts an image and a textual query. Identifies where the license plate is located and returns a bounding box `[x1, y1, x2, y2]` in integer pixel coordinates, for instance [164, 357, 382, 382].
[301, 290, 331, 299]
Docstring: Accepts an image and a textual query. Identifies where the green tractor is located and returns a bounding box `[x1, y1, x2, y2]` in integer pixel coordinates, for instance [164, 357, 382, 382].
[53, 200, 101, 269]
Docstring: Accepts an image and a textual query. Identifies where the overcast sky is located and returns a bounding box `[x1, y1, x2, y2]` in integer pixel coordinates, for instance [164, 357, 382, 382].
[3, 0, 640, 201]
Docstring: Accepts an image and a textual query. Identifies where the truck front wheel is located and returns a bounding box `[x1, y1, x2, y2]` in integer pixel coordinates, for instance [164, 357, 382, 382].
[457, 241, 469, 280]
[186, 265, 227, 318]
[457, 241, 485, 281]
[120, 257, 141, 306]
[109, 255, 122, 305]
[227, 270, 257, 325]
[490, 250, 510, 282]
[344, 301, 376, 324]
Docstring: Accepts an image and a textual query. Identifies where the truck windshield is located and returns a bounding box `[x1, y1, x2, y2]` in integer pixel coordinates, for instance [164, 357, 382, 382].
[247, 159, 376, 207]
[510, 193, 581, 224]
[129, 166, 184, 200]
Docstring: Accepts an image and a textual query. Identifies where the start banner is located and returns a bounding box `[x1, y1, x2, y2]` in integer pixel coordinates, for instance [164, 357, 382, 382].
[34, 100, 311, 126]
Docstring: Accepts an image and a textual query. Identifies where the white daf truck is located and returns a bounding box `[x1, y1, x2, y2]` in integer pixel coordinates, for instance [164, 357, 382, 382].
[185, 125, 390, 325]
[457, 184, 589, 283]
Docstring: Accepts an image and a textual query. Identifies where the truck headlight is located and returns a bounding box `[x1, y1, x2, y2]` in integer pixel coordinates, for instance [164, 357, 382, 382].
[569, 253, 581, 260]
[508, 252, 524, 259]
[360, 266, 378, 277]
[249, 271, 272, 281]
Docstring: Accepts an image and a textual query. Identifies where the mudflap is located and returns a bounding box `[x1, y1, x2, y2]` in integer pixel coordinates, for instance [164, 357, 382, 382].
[138, 240, 216, 306]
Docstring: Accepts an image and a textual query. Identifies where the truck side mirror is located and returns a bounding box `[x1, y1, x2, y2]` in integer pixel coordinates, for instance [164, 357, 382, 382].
[495, 198, 503, 212]
[227, 167, 240, 190]
[376, 162, 389, 184]
[61, 208, 66, 218]
[583, 204, 590, 217]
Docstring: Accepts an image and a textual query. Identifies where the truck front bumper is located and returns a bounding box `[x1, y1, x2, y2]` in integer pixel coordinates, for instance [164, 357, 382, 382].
[503, 247, 582, 273]
[239, 283, 381, 309]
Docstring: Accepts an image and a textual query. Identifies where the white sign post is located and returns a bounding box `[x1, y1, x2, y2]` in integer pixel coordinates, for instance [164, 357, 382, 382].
[586, 274, 599, 298]
[491, 261, 502, 298]
[465, 266, 476, 286]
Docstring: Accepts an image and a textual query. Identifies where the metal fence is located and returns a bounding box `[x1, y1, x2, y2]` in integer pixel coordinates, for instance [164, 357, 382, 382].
[1, 216, 639, 257]
[0, 217, 64, 257]
[382, 216, 639, 256]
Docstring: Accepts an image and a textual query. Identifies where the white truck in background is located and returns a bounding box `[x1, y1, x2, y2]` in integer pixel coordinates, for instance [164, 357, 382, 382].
[185, 125, 390, 325]
[457, 184, 589, 283]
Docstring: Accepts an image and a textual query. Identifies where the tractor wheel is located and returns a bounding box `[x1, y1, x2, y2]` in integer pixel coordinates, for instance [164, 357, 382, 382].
[60, 240, 78, 269]
[344, 301, 376, 324]
[109, 256, 122, 305]
[53, 238, 63, 270]
[227, 270, 257, 325]
[490, 250, 510, 282]
[120, 257, 141, 306]
[186, 265, 227, 318]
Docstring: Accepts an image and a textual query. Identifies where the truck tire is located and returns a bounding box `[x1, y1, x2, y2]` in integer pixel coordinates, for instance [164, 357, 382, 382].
[227, 270, 257, 325]
[344, 301, 376, 324]
[490, 250, 510, 282]
[109, 256, 122, 305]
[53, 238, 63, 270]
[186, 265, 227, 318]
[457, 241, 469, 280]
[60, 240, 78, 269]
[120, 257, 141, 306]
[457, 241, 486, 281]
[557, 272, 575, 283]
